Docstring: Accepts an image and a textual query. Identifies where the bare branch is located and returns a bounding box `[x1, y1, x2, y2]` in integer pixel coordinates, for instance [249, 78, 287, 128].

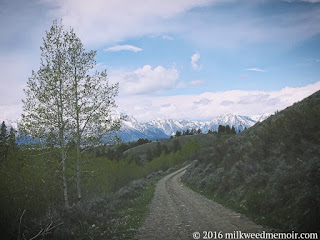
[47, 222, 64, 232]
[28, 228, 43, 240]
[18, 209, 26, 240]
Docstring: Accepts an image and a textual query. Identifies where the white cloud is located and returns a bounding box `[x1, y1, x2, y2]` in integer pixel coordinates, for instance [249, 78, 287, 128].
[191, 51, 201, 70]
[49, 0, 320, 49]
[162, 35, 174, 40]
[246, 68, 265, 72]
[104, 45, 142, 52]
[0, 105, 22, 123]
[0, 53, 36, 106]
[110, 65, 179, 95]
[194, 98, 212, 105]
[2, 80, 320, 123]
[117, 81, 320, 122]
[53, 0, 214, 46]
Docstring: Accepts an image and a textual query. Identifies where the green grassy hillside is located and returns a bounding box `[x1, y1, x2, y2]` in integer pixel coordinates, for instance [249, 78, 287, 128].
[0, 129, 203, 239]
[183, 90, 320, 232]
[124, 133, 222, 161]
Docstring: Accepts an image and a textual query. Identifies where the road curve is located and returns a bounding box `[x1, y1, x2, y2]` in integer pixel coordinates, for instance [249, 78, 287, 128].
[136, 165, 267, 240]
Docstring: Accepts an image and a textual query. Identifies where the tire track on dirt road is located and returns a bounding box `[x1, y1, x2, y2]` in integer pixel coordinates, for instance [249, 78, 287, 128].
[136, 165, 268, 240]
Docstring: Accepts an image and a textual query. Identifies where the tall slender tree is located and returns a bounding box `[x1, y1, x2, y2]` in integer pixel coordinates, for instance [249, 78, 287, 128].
[65, 28, 120, 203]
[22, 20, 121, 206]
[22, 20, 71, 208]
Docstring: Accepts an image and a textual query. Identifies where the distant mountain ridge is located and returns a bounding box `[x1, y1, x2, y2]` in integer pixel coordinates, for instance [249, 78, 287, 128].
[0, 113, 271, 142]
[118, 113, 271, 142]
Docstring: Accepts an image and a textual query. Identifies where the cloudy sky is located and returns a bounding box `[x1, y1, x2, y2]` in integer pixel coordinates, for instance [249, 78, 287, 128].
[1, 0, 320, 122]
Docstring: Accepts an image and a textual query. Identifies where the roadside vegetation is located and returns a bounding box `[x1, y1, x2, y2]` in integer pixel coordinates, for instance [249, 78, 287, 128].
[183, 90, 320, 232]
[0, 121, 201, 239]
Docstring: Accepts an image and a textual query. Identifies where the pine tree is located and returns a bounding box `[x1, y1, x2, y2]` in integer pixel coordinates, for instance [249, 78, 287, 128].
[8, 127, 17, 151]
[225, 125, 231, 134]
[231, 126, 236, 135]
[0, 121, 8, 160]
[218, 125, 225, 134]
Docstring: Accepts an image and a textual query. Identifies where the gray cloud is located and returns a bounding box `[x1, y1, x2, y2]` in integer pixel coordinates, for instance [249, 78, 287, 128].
[194, 98, 212, 105]
[238, 94, 270, 105]
[237, 94, 280, 106]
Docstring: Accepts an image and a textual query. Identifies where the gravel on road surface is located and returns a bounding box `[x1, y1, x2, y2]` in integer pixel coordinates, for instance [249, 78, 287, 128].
[136, 165, 268, 240]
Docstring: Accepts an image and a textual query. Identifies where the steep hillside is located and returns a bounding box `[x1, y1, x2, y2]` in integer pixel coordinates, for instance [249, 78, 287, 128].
[183, 91, 320, 231]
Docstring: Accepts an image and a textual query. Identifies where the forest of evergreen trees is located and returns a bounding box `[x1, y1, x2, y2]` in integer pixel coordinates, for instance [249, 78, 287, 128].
[173, 124, 238, 138]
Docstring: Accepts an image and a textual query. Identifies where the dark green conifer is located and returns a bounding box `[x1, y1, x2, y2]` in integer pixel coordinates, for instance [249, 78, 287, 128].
[8, 127, 17, 151]
[0, 121, 8, 160]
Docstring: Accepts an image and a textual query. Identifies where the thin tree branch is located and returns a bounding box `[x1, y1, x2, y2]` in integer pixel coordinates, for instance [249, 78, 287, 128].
[18, 209, 26, 240]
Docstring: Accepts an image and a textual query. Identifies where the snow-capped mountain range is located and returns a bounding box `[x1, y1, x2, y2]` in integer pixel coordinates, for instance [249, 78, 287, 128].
[1, 113, 271, 142]
[118, 113, 271, 142]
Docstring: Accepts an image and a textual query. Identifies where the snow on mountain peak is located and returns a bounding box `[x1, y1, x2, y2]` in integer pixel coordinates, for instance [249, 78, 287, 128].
[118, 113, 268, 141]
[1, 113, 270, 142]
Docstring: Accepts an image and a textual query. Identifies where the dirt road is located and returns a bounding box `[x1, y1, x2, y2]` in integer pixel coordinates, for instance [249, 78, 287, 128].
[136, 165, 267, 240]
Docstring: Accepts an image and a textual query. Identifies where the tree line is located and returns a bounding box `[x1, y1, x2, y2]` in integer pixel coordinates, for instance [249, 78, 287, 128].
[217, 125, 237, 134]
[173, 128, 202, 137]
[173, 125, 240, 137]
